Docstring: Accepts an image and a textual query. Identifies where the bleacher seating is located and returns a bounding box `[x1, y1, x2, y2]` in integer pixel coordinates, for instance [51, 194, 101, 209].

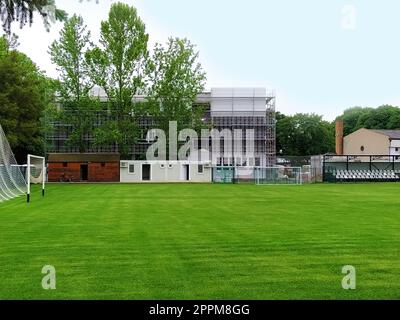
[335, 170, 400, 182]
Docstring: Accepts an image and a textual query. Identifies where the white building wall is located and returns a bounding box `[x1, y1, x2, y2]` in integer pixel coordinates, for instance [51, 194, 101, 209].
[120, 162, 141, 182]
[390, 140, 400, 156]
[120, 161, 212, 183]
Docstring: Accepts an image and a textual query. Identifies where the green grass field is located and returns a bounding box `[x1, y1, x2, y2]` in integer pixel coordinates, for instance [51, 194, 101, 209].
[0, 183, 399, 300]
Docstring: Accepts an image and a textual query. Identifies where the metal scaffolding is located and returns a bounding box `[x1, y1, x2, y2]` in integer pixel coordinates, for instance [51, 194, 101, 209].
[46, 90, 277, 166]
[266, 93, 276, 166]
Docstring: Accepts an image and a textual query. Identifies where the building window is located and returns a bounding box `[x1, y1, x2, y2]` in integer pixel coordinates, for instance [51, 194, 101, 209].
[198, 165, 204, 174]
[255, 158, 261, 167]
[168, 164, 173, 169]
[129, 164, 135, 174]
[360, 146, 365, 152]
[396, 148, 399, 152]
[160, 164, 165, 169]
[63, 162, 67, 167]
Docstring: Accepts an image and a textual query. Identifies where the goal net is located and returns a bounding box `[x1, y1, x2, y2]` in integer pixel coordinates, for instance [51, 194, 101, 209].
[27, 154, 46, 203]
[0, 124, 27, 202]
[254, 167, 302, 185]
[212, 167, 236, 183]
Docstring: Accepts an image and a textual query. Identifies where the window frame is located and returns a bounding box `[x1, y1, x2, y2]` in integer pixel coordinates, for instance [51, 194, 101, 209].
[198, 164, 204, 174]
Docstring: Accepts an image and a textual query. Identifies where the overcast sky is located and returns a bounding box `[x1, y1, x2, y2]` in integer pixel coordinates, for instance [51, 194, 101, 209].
[5, 0, 400, 120]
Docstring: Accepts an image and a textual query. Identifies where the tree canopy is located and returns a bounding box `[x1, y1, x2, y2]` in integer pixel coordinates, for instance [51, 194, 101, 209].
[0, 36, 54, 162]
[48, 14, 100, 153]
[145, 37, 207, 134]
[49, 14, 92, 100]
[337, 105, 400, 136]
[276, 112, 335, 156]
[0, 0, 67, 34]
[85, 2, 149, 157]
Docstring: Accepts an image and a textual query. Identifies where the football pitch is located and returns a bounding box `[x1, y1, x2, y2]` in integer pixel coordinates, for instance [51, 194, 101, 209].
[0, 183, 399, 300]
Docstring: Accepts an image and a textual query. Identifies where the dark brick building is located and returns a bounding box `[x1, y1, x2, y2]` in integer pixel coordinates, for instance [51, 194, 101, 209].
[48, 153, 120, 182]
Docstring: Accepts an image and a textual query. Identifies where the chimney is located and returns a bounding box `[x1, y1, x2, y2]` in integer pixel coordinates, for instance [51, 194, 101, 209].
[335, 119, 344, 155]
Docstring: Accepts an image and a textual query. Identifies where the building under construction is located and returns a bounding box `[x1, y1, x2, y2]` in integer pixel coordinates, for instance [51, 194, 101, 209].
[197, 88, 276, 167]
[46, 87, 276, 167]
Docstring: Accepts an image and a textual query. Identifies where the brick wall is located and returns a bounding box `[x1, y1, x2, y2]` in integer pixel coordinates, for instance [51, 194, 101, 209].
[88, 163, 120, 182]
[48, 163, 80, 182]
[48, 162, 120, 182]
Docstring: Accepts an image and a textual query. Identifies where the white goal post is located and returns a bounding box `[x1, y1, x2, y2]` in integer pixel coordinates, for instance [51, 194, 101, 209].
[27, 154, 46, 203]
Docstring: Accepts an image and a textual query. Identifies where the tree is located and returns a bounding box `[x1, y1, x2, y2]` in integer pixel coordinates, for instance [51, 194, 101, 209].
[41, 94, 59, 153]
[0, 0, 67, 35]
[49, 14, 99, 153]
[337, 107, 372, 136]
[85, 2, 149, 158]
[49, 14, 92, 100]
[56, 97, 101, 153]
[275, 112, 288, 154]
[356, 105, 400, 131]
[338, 105, 400, 135]
[145, 37, 207, 136]
[276, 113, 334, 156]
[0, 36, 54, 162]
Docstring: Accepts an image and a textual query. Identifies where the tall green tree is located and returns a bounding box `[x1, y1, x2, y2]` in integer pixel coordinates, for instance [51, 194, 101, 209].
[362, 105, 400, 129]
[338, 107, 372, 136]
[338, 105, 400, 135]
[145, 37, 207, 135]
[0, 36, 54, 162]
[49, 14, 92, 100]
[0, 0, 67, 35]
[276, 113, 334, 156]
[49, 14, 98, 153]
[85, 2, 149, 157]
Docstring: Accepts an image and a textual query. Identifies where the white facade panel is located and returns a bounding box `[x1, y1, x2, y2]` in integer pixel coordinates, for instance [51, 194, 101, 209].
[210, 87, 267, 116]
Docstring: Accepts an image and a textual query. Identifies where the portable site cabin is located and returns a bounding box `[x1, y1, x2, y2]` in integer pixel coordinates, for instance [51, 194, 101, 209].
[120, 161, 212, 183]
